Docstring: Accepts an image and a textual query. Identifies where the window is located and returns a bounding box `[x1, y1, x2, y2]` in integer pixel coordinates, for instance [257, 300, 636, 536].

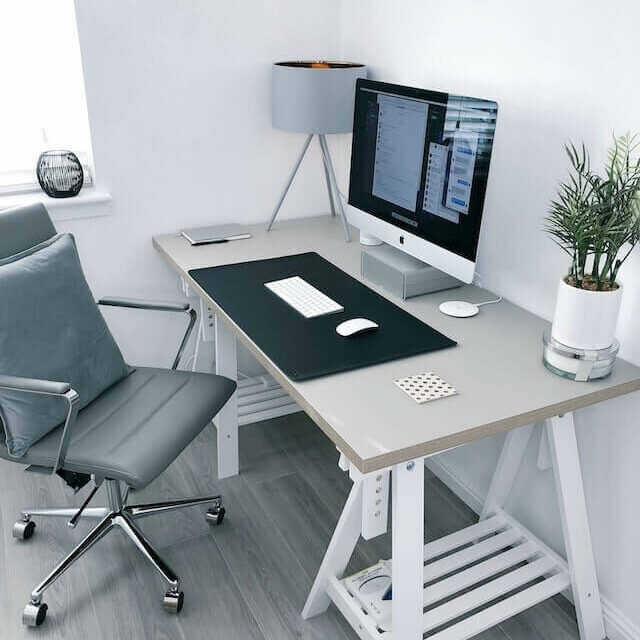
[0, 1, 94, 195]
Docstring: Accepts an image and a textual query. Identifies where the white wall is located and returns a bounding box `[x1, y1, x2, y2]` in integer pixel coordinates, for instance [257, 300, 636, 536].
[69, 0, 342, 372]
[340, 0, 640, 634]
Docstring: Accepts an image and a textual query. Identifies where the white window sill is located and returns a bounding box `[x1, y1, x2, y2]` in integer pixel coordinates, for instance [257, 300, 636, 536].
[0, 188, 112, 222]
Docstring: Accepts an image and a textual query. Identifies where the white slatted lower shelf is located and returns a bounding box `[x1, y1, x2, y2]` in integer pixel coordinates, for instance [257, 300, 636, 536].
[236, 374, 301, 425]
[331, 514, 570, 640]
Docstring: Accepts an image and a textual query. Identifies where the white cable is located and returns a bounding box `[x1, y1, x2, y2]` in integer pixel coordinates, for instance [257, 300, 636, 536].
[474, 296, 502, 307]
[335, 183, 348, 203]
[471, 271, 501, 307]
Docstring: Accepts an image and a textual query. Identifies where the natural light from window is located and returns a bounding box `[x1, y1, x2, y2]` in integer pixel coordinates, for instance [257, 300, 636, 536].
[0, 0, 94, 194]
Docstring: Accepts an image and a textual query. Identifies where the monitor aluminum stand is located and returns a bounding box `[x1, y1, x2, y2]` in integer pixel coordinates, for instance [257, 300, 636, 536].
[266, 134, 351, 242]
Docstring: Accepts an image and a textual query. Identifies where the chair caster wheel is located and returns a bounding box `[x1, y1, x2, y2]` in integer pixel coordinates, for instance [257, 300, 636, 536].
[13, 519, 36, 540]
[205, 506, 225, 525]
[23, 601, 47, 626]
[163, 590, 184, 614]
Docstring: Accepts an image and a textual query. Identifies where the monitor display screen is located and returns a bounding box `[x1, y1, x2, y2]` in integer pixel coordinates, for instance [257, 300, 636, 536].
[348, 79, 498, 262]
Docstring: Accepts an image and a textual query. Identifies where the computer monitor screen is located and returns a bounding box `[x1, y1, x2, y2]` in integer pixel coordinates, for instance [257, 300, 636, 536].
[348, 79, 498, 263]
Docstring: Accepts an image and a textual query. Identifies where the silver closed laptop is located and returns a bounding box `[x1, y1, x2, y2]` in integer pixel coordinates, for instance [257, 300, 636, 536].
[180, 224, 251, 245]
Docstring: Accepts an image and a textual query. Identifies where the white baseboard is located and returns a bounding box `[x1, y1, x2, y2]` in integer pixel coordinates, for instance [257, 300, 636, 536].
[602, 600, 640, 640]
[424, 456, 640, 640]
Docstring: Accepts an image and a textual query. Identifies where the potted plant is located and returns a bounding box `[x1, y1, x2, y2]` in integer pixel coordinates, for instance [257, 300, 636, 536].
[546, 133, 640, 350]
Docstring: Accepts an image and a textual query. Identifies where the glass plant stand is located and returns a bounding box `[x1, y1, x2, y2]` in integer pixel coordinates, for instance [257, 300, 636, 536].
[543, 327, 619, 381]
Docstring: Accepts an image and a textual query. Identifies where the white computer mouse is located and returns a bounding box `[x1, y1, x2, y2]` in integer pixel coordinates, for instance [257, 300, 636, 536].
[439, 300, 479, 318]
[336, 317, 379, 337]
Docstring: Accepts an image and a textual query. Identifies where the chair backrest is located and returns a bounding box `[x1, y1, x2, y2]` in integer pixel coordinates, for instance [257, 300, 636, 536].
[0, 203, 56, 260]
[0, 203, 130, 459]
[0, 203, 56, 454]
[0, 203, 55, 454]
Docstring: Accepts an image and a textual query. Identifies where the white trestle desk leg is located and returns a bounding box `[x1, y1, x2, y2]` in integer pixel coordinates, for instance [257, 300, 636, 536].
[361, 470, 389, 540]
[392, 459, 425, 640]
[194, 297, 215, 373]
[480, 424, 534, 520]
[214, 316, 239, 479]
[547, 414, 605, 640]
[536, 424, 552, 471]
[302, 481, 363, 619]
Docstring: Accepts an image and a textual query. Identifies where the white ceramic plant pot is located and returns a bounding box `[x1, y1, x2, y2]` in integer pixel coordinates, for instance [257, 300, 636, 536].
[551, 278, 623, 350]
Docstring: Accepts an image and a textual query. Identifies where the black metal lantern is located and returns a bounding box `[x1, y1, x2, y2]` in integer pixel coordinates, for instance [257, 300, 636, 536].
[36, 150, 84, 198]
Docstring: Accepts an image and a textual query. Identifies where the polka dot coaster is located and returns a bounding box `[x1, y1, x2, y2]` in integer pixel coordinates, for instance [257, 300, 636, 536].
[394, 372, 457, 404]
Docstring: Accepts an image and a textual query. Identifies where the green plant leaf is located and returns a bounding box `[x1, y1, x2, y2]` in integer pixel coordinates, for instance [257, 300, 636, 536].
[545, 133, 640, 288]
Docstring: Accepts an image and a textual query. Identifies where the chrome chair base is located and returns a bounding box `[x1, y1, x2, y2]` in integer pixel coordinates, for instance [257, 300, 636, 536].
[14, 479, 223, 626]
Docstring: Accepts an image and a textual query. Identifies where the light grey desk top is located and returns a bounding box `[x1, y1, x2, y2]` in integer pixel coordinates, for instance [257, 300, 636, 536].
[153, 216, 640, 473]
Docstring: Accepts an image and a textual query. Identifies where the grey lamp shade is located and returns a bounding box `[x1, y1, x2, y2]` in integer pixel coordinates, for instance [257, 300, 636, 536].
[272, 61, 367, 135]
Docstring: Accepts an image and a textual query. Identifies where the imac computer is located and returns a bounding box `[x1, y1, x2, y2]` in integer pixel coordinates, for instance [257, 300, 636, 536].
[346, 79, 498, 285]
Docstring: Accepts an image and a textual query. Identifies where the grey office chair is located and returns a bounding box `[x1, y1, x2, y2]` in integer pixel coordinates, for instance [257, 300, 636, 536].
[0, 203, 236, 626]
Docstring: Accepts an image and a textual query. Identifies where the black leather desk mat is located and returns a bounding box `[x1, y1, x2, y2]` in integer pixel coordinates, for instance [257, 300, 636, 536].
[189, 252, 456, 381]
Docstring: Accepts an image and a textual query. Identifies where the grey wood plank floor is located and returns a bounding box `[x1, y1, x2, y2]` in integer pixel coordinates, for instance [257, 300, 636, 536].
[0, 412, 584, 640]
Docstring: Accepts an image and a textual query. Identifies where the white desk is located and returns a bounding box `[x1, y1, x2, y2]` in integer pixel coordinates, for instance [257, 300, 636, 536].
[153, 215, 640, 640]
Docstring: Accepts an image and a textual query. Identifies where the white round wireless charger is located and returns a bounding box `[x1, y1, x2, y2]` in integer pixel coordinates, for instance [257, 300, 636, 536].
[439, 300, 479, 318]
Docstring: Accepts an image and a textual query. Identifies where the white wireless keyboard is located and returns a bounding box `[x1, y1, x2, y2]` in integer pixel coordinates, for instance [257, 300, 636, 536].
[264, 276, 344, 319]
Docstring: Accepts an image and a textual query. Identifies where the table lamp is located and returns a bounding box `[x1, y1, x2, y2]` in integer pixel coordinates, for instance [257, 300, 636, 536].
[266, 61, 367, 242]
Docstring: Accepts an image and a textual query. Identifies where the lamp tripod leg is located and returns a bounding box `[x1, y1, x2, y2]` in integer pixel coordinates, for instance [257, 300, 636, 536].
[266, 134, 314, 231]
[318, 134, 351, 242]
[321, 146, 337, 217]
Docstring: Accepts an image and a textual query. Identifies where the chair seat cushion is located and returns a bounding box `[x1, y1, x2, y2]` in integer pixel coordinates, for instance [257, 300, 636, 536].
[1, 367, 236, 488]
[0, 233, 130, 457]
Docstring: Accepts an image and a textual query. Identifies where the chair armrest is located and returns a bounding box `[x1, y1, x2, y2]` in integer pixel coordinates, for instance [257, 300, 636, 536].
[0, 374, 71, 395]
[98, 297, 197, 370]
[98, 297, 190, 313]
[0, 375, 79, 474]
